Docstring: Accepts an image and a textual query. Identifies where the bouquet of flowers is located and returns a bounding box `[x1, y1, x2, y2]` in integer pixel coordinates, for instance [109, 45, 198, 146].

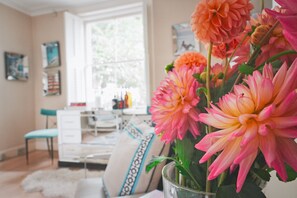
[146, 0, 297, 197]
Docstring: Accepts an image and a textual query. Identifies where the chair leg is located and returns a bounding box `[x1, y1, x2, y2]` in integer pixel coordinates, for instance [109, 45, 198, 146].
[46, 138, 51, 157]
[25, 139, 29, 165]
[50, 137, 54, 165]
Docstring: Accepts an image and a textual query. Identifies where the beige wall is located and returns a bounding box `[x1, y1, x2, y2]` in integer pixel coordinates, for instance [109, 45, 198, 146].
[148, 0, 198, 94]
[31, 12, 67, 149]
[0, 4, 35, 152]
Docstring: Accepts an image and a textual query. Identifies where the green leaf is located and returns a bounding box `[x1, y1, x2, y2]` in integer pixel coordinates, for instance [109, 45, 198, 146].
[196, 87, 207, 97]
[276, 165, 297, 182]
[165, 62, 174, 73]
[253, 169, 271, 182]
[146, 156, 168, 173]
[217, 182, 266, 198]
[217, 72, 224, 79]
[239, 64, 254, 75]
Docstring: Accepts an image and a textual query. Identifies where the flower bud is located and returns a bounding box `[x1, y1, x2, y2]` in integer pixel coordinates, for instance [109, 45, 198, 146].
[251, 25, 270, 46]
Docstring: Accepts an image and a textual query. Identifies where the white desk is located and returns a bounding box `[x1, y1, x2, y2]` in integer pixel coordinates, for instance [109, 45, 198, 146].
[57, 109, 120, 166]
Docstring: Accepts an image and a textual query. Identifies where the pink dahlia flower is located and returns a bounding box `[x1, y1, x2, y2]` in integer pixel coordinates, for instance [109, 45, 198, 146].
[150, 66, 201, 143]
[265, 0, 297, 51]
[196, 59, 297, 192]
[191, 0, 253, 44]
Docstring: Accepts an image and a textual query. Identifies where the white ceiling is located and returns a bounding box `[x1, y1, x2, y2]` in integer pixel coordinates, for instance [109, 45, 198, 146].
[0, 0, 115, 16]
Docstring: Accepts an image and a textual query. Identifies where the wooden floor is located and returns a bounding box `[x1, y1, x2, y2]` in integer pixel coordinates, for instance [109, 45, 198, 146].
[0, 150, 59, 198]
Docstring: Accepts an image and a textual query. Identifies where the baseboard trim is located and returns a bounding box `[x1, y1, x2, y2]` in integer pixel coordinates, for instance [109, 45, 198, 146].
[0, 143, 34, 161]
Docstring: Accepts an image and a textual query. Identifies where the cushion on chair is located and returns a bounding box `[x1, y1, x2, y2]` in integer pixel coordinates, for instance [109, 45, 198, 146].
[24, 128, 58, 139]
[102, 116, 170, 197]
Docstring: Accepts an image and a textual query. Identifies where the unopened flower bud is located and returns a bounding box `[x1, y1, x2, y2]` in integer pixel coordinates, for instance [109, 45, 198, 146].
[200, 72, 207, 82]
[251, 25, 271, 46]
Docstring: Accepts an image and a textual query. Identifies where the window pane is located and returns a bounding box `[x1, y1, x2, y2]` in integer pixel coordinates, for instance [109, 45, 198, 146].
[87, 13, 147, 109]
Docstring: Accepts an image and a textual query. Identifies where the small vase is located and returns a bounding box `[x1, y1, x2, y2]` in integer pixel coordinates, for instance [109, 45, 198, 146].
[162, 162, 216, 198]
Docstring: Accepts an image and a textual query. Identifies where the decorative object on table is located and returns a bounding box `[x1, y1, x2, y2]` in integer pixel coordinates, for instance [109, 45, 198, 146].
[172, 22, 199, 57]
[103, 116, 170, 197]
[22, 168, 103, 198]
[41, 41, 61, 68]
[42, 70, 61, 96]
[147, 0, 297, 197]
[4, 52, 29, 81]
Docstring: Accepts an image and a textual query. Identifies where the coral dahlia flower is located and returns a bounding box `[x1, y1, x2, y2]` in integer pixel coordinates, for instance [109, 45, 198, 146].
[150, 66, 201, 143]
[174, 51, 207, 72]
[191, 0, 253, 44]
[196, 59, 297, 192]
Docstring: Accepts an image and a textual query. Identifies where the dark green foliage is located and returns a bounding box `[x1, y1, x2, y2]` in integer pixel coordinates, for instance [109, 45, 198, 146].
[165, 62, 174, 73]
[217, 182, 266, 198]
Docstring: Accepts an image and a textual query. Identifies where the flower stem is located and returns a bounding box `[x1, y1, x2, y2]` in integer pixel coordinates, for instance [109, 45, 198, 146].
[261, 0, 264, 11]
[205, 43, 213, 193]
[258, 50, 297, 68]
[206, 43, 213, 108]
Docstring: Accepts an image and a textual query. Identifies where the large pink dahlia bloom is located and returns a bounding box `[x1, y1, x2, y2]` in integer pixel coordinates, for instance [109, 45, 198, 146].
[196, 59, 297, 192]
[150, 66, 201, 143]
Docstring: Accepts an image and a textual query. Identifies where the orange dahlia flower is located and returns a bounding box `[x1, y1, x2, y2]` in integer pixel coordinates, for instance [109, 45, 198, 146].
[174, 51, 207, 72]
[191, 0, 253, 44]
[211, 39, 239, 59]
[196, 59, 297, 192]
[150, 66, 201, 143]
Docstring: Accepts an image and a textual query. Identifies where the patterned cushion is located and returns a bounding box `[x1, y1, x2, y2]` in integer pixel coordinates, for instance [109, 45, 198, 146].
[102, 116, 169, 197]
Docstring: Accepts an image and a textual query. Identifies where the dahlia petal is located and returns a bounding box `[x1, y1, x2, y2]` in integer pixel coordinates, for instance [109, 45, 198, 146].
[274, 90, 297, 116]
[274, 0, 297, 12]
[259, 133, 276, 167]
[272, 62, 288, 97]
[256, 79, 273, 110]
[272, 117, 297, 128]
[279, 139, 297, 172]
[283, 30, 297, 51]
[208, 139, 241, 180]
[234, 137, 258, 164]
[271, 154, 287, 181]
[257, 104, 275, 121]
[199, 135, 230, 163]
[236, 152, 258, 192]
[240, 120, 258, 147]
[274, 60, 297, 104]
[273, 128, 297, 138]
[262, 63, 273, 80]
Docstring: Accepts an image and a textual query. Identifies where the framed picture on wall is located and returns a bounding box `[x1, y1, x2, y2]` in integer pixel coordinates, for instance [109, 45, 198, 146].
[4, 52, 29, 81]
[41, 41, 61, 68]
[42, 70, 61, 96]
[172, 22, 200, 57]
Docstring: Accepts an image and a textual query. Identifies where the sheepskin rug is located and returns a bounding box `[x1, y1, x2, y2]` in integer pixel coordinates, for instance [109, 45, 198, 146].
[22, 168, 104, 198]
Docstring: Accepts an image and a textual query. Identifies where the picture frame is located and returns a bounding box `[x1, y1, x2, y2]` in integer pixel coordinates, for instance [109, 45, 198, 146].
[4, 52, 29, 81]
[41, 41, 61, 68]
[172, 22, 200, 57]
[42, 70, 61, 96]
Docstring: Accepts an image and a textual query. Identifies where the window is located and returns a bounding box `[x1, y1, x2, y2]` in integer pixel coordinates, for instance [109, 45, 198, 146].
[65, 3, 148, 110]
[85, 8, 147, 109]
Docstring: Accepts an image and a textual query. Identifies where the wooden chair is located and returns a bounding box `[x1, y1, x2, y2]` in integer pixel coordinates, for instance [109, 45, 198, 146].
[24, 109, 58, 164]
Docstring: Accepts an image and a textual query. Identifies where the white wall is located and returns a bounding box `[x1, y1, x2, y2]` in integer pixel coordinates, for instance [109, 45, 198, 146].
[0, 4, 35, 154]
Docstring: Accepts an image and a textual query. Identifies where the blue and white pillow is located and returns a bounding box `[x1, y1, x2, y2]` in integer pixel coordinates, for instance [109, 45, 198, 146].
[102, 116, 169, 197]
